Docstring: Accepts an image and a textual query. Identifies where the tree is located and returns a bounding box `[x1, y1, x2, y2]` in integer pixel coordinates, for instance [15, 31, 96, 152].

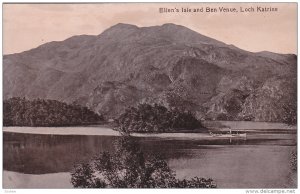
[114, 103, 204, 133]
[70, 137, 216, 188]
[71, 163, 106, 188]
[282, 102, 297, 126]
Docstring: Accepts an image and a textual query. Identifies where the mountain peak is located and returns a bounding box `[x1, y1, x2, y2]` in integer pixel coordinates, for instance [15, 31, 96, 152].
[157, 23, 192, 32]
[111, 23, 139, 29]
[161, 23, 182, 28]
[111, 23, 182, 30]
[99, 23, 139, 38]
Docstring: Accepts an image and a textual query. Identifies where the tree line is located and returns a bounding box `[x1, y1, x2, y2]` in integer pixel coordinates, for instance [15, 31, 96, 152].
[3, 97, 104, 127]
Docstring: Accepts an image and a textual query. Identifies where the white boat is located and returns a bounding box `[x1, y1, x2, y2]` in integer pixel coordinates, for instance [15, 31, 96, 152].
[209, 129, 246, 138]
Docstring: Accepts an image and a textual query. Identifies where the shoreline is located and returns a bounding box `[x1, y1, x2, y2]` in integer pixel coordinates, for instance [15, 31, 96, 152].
[3, 126, 212, 138]
[3, 121, 296, 139]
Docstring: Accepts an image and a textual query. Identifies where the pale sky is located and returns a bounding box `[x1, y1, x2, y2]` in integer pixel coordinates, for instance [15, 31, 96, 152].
[3, 3, 297, 55]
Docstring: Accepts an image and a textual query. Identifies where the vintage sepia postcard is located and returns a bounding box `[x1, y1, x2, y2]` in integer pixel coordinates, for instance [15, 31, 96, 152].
[2, 2, 297, 190]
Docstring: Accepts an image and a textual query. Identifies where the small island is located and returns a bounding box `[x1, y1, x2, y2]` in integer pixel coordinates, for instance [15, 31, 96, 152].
[114, 103, 206, 134]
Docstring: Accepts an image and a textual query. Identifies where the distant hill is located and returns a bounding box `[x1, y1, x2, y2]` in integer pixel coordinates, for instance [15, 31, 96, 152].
[3, 23, 297, 122]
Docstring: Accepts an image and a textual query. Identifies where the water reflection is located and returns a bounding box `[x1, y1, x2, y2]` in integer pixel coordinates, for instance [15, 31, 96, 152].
[4, 132, 198, 174]
[70, 136, 216, 188]
[3, 132, 117, 174]
[3, 131, 297, 188]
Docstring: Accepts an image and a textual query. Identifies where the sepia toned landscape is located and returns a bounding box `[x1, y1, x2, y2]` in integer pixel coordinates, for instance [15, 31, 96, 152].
[2, 3, 297, 189]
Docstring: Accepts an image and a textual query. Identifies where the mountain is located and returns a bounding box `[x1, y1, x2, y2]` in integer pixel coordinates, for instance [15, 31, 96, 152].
[3, 23, 297, 122]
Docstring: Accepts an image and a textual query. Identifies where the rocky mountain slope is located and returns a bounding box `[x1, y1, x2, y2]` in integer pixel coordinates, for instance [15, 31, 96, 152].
[3, 23, 297, 122]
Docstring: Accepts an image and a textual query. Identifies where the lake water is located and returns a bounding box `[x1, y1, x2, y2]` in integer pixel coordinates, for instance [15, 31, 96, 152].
[3, 122, 297, 188]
